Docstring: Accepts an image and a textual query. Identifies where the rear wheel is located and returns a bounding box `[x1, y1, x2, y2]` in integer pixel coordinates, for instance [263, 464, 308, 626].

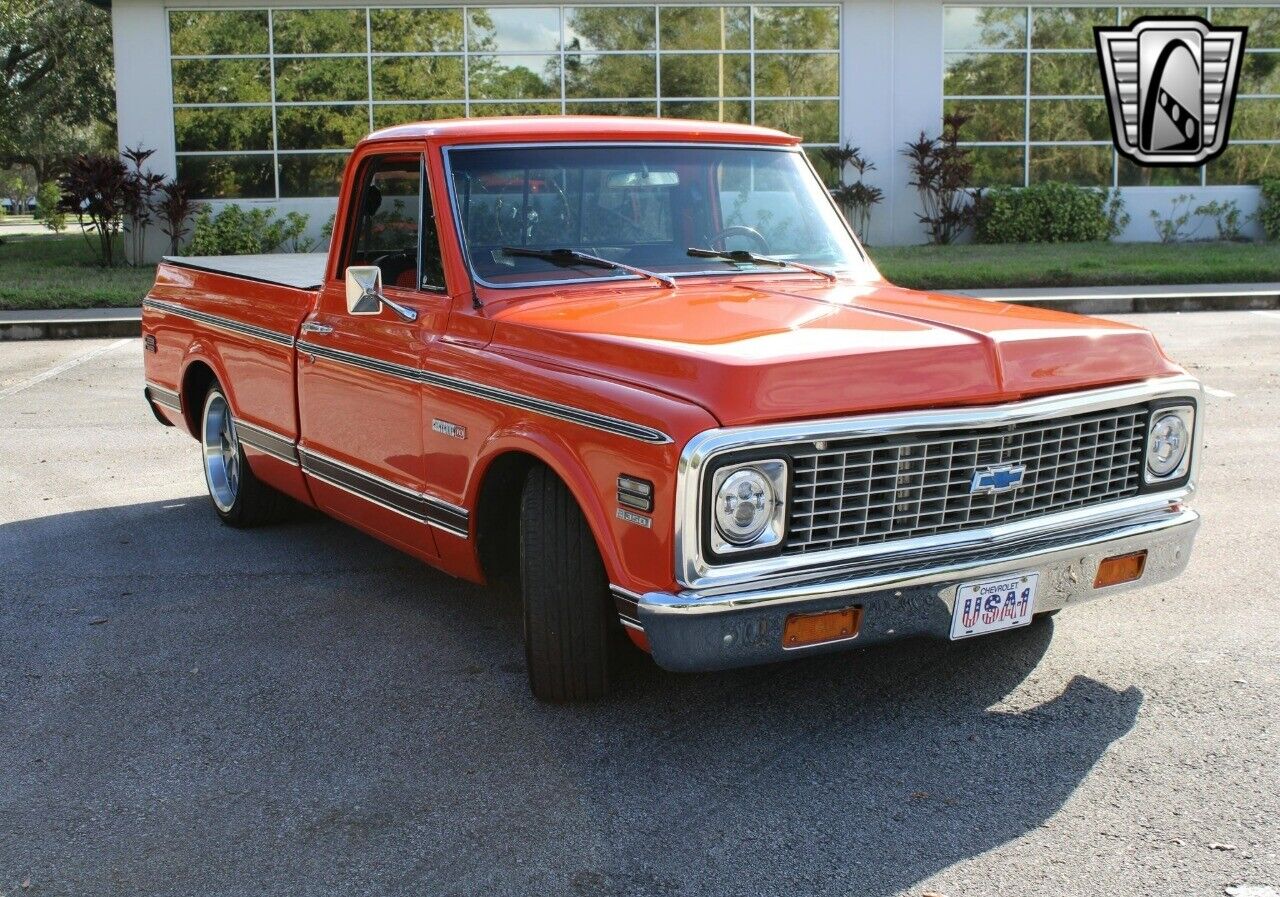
[200, 386, 290, 528]
[519, 465, 614, 703]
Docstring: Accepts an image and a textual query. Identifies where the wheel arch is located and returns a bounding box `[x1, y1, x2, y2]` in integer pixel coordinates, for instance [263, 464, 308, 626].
[470, 433, 624, 588]
[178, 358, 219, 438]
[176, 342, 234, 439]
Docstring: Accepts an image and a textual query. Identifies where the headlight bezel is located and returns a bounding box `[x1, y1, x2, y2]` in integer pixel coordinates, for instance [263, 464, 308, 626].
[704, 457, 789, 559]
[1141, 401, 1195, 487]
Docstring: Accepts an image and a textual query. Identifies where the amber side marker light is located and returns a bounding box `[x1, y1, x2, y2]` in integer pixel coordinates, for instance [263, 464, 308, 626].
[1094, 551, 1148, 589]
[783, 606, 863, 649]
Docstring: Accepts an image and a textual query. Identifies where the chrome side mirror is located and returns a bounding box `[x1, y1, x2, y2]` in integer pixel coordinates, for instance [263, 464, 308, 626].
[344, 266, 418, 322]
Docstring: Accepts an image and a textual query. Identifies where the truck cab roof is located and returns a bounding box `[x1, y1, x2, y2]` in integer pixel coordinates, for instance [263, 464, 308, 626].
[363, 115, 801, 148]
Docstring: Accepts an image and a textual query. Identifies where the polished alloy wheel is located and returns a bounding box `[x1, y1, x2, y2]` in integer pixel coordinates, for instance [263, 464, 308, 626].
[202, 392, 240, 513]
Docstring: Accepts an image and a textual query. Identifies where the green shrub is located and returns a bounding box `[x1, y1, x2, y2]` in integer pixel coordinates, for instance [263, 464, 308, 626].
[975, 182, 1128, 243]
[36, 182, 67, 233]
[1194, 199, 1245, 241]
[186, 204, 313, 256]
[1257, 177, 1280, 241]
[1149, 194, 1195, 243]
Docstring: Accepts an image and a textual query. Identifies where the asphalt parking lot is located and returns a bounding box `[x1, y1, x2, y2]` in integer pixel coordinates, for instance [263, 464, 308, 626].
[1, 311, 1277, 897]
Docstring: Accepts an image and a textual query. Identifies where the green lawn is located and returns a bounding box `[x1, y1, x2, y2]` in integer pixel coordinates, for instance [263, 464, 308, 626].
[3, 231, 1280, 311]
[0, 233, 155, 311]
[869, 241, 1280, 291]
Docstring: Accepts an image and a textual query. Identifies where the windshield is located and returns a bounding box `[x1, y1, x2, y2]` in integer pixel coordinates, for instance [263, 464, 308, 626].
[446, 144, 869, 287]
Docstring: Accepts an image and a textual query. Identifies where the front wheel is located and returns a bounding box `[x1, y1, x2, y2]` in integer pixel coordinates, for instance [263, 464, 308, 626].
[519, 465, 614, 703]
[200, 386, 290, 528]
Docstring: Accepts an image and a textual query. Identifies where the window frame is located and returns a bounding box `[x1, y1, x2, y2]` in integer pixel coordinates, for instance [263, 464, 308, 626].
[942, 4, 1280, 188]
[340, 152, 429, 293]
[440, 140, 871, 291]
[167, 4, 844, 200]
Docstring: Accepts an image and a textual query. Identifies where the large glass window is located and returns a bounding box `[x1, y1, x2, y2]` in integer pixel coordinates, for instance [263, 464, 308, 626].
[169, 4, 841, 199]
[943, 5, 1280, 187]
[447, 144, 867, 285]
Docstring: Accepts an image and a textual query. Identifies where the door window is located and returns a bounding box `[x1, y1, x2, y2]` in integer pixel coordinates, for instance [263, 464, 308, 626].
[344, 155, 448, 292]
[346, 156, 422, 290]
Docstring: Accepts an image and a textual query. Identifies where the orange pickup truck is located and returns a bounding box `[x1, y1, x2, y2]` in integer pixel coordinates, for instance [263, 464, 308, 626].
[142, 117, 1202, 702]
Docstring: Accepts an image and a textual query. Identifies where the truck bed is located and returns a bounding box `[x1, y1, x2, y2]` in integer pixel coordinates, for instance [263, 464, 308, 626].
[162, 253, 328, 291]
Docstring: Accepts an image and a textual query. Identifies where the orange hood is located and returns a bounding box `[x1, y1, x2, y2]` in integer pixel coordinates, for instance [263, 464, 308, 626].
[488, 278, 1182, 427]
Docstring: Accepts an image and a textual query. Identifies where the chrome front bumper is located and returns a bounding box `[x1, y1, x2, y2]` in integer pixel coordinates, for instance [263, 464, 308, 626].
[617, 505, 1199, 672]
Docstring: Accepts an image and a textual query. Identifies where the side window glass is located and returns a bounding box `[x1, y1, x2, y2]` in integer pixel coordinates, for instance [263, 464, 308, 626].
[421, 165, 447, 292]
[347, 157, 421, 290]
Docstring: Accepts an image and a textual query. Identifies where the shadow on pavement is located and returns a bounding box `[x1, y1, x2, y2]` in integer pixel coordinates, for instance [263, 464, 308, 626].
[0, 498, 1143, 897]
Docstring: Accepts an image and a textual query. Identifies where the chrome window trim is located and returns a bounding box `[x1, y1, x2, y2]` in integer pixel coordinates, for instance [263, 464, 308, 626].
[674, 374, 1204, 592]
[144, 381, 182, 412]
[440, 141, 873, 292]
[298, 339, 671, 444]
[143, 298, 296, 348]
[235, 420, 300, 465]
[298, 445, 470, 537]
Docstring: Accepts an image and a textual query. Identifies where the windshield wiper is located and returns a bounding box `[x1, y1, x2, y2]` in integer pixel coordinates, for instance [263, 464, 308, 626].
[687, 247, 837, 282]
[501, 247, 675, 288]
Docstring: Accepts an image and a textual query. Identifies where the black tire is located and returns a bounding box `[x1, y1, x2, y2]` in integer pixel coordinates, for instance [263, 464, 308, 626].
[519, 465, 613, 702]
[200, 385, 292, 528]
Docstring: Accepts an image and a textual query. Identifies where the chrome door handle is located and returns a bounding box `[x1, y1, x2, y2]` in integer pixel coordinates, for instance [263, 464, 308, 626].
[301, 322, 333, 335]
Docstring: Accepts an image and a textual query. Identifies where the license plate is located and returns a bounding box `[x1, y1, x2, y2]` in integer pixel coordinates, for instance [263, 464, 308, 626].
[950, 571, 1039, 640]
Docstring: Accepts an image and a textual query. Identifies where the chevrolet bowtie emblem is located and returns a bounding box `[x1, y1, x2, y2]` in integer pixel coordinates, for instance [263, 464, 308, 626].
[1094, 16, 1247, 167]
[970, 464, 1027, 495]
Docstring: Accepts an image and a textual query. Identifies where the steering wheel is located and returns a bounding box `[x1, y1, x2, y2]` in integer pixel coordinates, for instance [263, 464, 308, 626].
[372, 249, 416, 288]
[709, 225, 770, 255]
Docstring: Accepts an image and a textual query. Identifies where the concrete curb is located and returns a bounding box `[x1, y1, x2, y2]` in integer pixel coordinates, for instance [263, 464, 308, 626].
[0, 309, 142, 342]
[954, 284, 1280, 315]
[2, 284, 1278, 340]
[0, 318, 144, 341]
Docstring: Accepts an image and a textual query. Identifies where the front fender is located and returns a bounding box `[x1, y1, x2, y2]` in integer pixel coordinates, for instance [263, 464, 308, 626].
[470, 426, 681, 594]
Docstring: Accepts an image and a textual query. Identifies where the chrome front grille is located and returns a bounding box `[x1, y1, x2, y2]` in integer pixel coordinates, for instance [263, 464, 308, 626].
[785, 404, 1148, 555]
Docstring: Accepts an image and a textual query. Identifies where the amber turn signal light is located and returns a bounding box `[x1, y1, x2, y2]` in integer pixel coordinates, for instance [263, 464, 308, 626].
[783, 606, 863, 648]
[1094, 551, 1147, 588]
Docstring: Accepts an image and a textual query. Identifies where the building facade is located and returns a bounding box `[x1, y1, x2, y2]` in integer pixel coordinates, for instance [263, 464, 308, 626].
[109, 0, 1280, 245]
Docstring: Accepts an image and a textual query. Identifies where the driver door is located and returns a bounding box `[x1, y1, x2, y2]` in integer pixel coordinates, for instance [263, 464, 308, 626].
[297, 153, 447, 559]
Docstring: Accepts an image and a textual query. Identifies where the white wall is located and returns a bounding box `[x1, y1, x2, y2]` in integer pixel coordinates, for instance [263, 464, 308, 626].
[1114, 185, 1264, 242]
[113, 0, 1267, 254]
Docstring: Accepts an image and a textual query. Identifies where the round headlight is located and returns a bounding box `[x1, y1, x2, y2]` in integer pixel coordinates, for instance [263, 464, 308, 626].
[1148, 411, 1189, 477]
[714, 467, 776, 545]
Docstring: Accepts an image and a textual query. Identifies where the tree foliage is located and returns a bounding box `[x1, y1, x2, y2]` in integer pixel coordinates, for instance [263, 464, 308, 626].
[1257, 178, 1280, 241]
[822, 144, 882, 243]
[903, 113, 976, 245]
[36, 180, 66, 233]
[974, 182, 1129, 243]
[0, 0, 116, 181]
[58, 154, 129, 268]
[187, 205, 313, 256]
[121, 146, 166, 267]
[1, 167, 34, 214]
[155, 182, 198, 255]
